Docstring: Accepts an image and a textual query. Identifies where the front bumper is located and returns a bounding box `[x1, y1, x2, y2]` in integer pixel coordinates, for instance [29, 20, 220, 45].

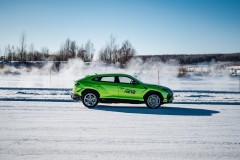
[71, 93, 81, 101]
[167, 93, 174, 103]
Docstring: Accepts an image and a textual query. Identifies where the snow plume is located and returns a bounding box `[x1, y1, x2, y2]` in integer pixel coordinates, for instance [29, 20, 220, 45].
[0, 58, 238, 91]
[55, 58, 180, 88]
[0, 58, 177, 88]
[126, 58, 179, 84]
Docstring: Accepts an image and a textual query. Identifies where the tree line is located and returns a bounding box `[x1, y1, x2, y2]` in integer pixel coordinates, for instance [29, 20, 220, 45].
[137, 53, 240, 65]
[3, 33, 50, 62]
[1, 32, 239, 66]
[1, 33, 136, 66]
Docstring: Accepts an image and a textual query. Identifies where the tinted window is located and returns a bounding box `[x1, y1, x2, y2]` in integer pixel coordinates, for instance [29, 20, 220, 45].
[100, 76, 115, 82]
[119, 76, 133, 84]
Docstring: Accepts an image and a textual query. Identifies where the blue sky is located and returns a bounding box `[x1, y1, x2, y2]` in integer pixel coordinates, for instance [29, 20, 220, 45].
[0, 0, 240, 55]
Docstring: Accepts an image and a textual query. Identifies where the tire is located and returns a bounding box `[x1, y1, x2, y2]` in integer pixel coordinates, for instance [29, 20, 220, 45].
[82, 91, 99, 108]
[145, 93, 161, 109]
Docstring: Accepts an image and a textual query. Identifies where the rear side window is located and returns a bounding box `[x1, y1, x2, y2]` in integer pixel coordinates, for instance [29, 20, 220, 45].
[100, 76, 115, 82]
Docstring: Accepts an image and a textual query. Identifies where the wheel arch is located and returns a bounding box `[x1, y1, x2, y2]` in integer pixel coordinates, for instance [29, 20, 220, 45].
[143, 90, 164, 104]
[82, 88, 100, 98]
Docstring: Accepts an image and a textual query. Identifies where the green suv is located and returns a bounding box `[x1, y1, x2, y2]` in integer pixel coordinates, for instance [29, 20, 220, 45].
[71, 73, 173, 109]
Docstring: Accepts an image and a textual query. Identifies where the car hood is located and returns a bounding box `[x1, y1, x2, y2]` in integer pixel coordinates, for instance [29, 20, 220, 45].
[144, 83, 173, 93]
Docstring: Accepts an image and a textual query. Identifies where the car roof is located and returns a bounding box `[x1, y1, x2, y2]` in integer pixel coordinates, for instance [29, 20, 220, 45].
[83, 73, 143, 84]
[91, 73, 132, 77]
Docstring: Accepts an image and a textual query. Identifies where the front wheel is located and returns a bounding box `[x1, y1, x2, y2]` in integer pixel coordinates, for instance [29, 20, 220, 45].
[145, 94, 161, 109]
[82, 92, 99, 108]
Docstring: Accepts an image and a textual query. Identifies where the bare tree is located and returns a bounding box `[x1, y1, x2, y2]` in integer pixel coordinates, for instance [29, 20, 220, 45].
[77, 44, 86, 60]
[70, 41, 78, 58]
[58, 45, 65, 61]
[56, 38, 78, 61]
[85, 40, 95, 62]
[76, 41, 95, 62]
[41, 47, 49, 60]
[27, 43, 35, 61]
[99, 47, 107, 62]
[109, 35, 118, 63]
[99, 35, 118, 64]
[99, 36, 136, 65]
[18, 32, 27, 62]
[118, 40, 136, 66]
[5, 45, 16, 61]
[64, 38, 71, 59]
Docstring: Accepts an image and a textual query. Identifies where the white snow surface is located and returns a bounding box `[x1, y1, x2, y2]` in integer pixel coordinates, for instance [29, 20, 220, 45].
[0, 101, 240, 160]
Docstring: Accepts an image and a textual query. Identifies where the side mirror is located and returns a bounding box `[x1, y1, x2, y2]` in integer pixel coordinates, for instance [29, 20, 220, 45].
[131, 80, 138, 85]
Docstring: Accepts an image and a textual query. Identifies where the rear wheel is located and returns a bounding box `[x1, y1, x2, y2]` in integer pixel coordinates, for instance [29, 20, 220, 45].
[145, 94, 161, 109]
[82, 92, 99, 108]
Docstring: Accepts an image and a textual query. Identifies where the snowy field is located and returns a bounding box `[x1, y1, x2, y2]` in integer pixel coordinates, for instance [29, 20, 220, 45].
[0, 60, 240, 159]
[0, 101, 240, 160]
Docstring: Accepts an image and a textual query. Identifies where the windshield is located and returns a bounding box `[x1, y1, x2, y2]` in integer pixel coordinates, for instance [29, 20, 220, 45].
[129, 75, 143, 84]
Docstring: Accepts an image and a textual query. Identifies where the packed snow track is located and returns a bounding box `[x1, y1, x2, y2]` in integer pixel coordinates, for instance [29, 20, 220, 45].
[0, 100, 240, 160]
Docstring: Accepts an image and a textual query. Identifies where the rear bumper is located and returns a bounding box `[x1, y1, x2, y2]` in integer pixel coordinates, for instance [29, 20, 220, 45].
[71, 93, 81, 101]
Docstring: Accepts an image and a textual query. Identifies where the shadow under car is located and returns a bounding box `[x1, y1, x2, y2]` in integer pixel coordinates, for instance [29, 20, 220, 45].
[92, 105, 219, 116]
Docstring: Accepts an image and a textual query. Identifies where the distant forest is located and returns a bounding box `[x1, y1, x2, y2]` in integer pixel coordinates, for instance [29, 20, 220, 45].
[137, 53, 240, 65]
[1, 33, 136, 66]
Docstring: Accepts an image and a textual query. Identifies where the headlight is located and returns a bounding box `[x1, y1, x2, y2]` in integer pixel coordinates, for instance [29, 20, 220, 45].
[162, 87, 173, 94]
[75, 81, 80, 86]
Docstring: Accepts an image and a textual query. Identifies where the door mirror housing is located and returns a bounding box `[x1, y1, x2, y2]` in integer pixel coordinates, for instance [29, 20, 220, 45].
[131, 80, 138, 85]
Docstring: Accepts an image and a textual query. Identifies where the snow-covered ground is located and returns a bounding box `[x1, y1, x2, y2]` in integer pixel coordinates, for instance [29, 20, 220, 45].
[0, 60, 240, 159]
[0, 101, 240, 160]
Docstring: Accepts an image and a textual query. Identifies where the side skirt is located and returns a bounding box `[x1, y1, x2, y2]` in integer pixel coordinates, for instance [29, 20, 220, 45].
[99, 98, 144, 104]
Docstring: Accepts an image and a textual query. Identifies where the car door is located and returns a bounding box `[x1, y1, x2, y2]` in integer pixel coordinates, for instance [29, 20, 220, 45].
[117, 76, 146, 101]
[95, 76, 119, 99]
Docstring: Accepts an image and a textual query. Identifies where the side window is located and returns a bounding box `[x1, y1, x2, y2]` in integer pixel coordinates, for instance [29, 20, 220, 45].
[100, 76, 115, 83]
[119, 76, 133, 84]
